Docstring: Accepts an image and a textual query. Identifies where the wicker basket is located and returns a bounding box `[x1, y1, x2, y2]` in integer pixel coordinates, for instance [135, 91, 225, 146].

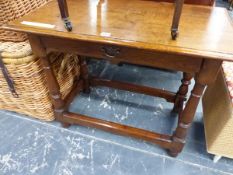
[0, 0, 81, 121]
[203, 69, 233, 159]
[0, 41, 80, 121]
[0, 0, 49, 42]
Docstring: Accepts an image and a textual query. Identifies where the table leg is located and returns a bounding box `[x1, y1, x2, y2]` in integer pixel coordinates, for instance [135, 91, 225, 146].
[169, 81, 206, 157]
[80, 56, 90, 93]
[28, 35, 72, 127]
[62, 122, 71, 128]
[57, 0, 72, 31]
[229, 0, 233, 10]
[40, 56, 70, 128]
[173, 73, 193, 114]
[171, 0, 184, 40]
[169, 59, 222, 156]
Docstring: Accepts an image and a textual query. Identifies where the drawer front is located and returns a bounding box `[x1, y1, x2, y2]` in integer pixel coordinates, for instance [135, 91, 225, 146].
[42, 36, 203, 73]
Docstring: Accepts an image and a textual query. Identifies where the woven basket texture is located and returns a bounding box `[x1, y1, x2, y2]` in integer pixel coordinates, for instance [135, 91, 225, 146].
[203, 69, 233, 158]
[0, 41, 80, 121]
[0, 0, 49, 42]
[0, 0, 81, 121]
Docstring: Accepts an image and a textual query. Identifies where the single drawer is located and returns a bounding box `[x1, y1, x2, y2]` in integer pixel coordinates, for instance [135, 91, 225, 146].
[42, 36, 203, 73]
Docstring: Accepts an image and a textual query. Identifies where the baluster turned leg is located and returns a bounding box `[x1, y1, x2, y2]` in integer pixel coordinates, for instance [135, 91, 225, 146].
[28, 35, 71, 128]
[80, 56, 90, 93]
[168, 82, 206, 157]
[41, 56, 71, 128]
[173, 73, 193, 114]
[169, 60, 222, 156]
[171, 0, 184, 40]
[57, 0, 72, 31]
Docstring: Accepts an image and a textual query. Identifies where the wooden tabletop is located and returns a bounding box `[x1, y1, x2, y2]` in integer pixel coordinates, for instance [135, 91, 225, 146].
[4, 0, 233, 61]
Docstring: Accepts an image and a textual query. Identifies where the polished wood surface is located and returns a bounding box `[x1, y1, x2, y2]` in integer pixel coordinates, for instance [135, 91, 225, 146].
[4, 0, 233, 61]
[56, 0, 184, 39]
[4, 0, 232, 157]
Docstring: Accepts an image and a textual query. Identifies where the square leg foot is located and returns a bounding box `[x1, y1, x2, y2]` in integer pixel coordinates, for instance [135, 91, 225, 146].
[167, 149, 179, 157]
[62, 122, 71, 128]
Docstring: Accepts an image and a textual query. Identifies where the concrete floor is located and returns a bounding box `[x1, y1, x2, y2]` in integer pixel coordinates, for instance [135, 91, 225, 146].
[0, 2, 233, 175]
[1, 59, 233, 175]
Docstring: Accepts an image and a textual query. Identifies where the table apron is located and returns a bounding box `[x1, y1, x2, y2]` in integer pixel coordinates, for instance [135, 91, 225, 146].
[39, 36, 203, 73]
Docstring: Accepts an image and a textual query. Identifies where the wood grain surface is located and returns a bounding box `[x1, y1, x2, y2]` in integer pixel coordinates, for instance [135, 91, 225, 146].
[3, 0, 233, 61]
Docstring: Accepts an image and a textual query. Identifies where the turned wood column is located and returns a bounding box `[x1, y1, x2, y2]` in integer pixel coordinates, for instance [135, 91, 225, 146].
[168, 59, 222, 157]
[41, 57, 71, 128]
[169, 82, 206, 157]
[173, 72, 193, 114]
[28, 35, 69, 128]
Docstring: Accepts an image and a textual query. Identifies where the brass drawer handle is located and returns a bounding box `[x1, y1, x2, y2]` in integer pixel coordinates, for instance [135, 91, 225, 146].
[101, 46, 120, 58]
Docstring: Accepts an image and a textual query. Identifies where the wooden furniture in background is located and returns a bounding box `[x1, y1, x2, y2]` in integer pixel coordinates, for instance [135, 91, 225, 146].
[4, 0, 233, 156]
[57, 0, 185, 39]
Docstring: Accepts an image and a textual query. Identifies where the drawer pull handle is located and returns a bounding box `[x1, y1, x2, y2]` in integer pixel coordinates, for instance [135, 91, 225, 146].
[101, 46, 120, 58]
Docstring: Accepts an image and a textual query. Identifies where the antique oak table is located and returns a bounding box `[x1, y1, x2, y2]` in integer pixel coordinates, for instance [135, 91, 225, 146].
[4, 0, 233, 156]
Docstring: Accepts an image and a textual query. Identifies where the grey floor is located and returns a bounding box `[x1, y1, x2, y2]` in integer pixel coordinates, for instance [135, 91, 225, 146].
[1, 2, 233, 175]
[1, 59, 233, 175]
